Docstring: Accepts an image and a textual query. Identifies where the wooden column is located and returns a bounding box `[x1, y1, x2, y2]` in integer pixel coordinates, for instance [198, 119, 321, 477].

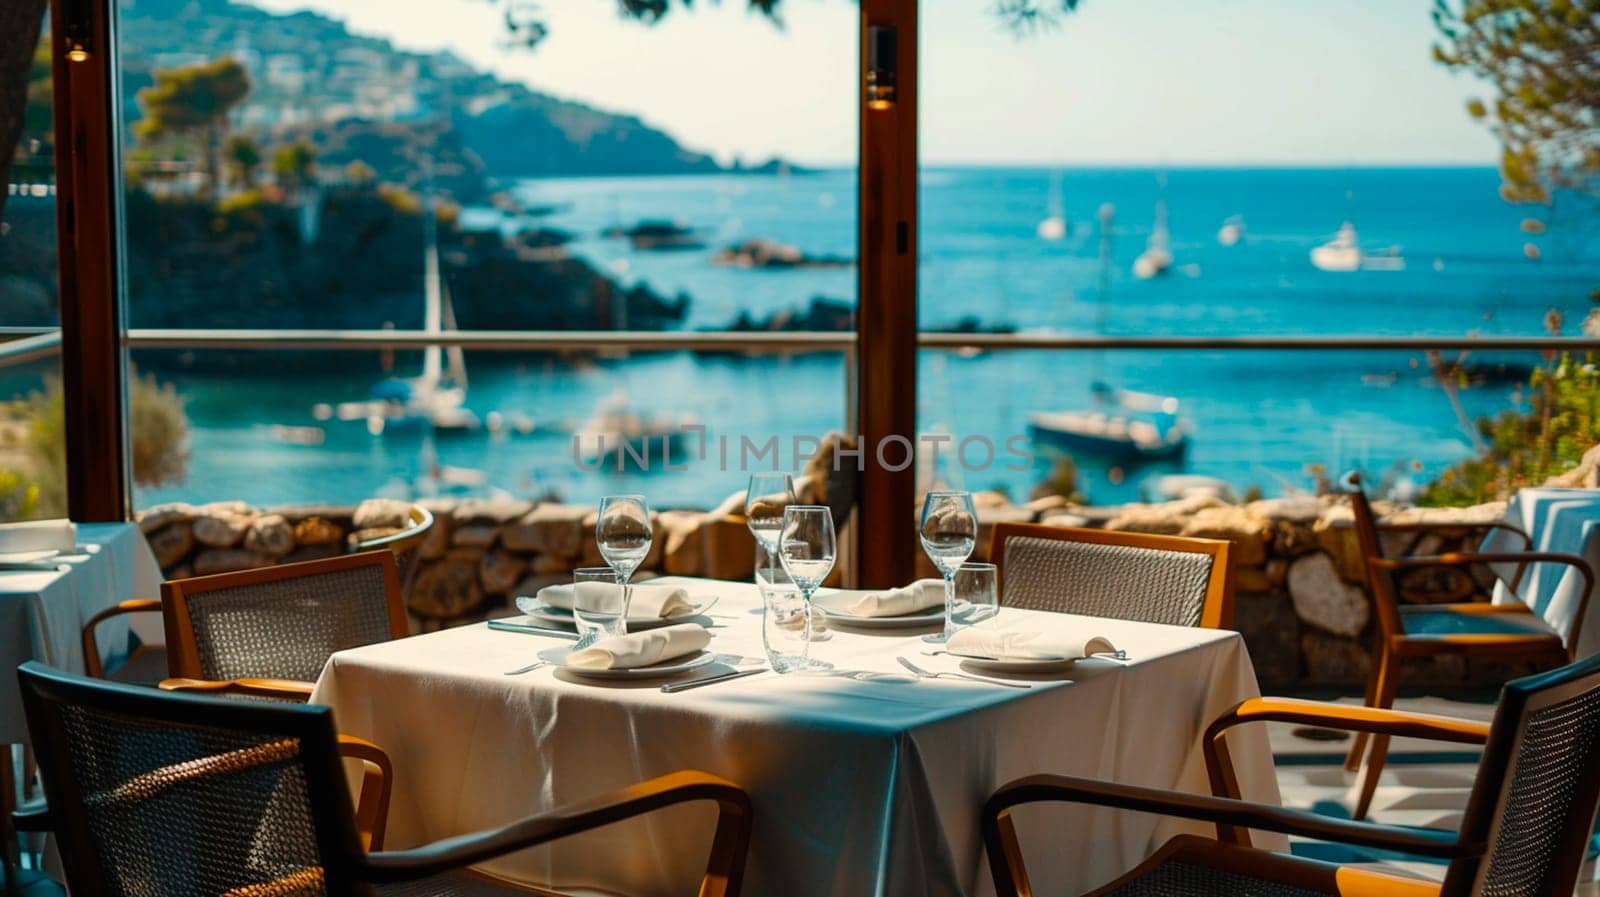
[856, 0, 917, 586]
[51, 0, 130, 521]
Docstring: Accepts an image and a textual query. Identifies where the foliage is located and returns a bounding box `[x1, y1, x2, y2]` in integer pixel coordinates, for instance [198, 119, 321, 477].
[0, 469, 39, 521]
[272, 140, 317, 191]
[134, 56, 252, 196]
[224, 134, 262, 189]
[214, 189, 270, 232]
[18, 371, 189, 518]
[1421, 353, 1600, 506]
[0, 0, 47, 220]
[1433, 0, 1600, 207]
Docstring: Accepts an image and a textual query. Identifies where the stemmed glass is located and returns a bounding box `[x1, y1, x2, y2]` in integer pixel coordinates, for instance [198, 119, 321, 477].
[779, 505, 835, 659]
[746, 473, 797, 585]
[596, 494, 652, 624]
[919, 490, 978, 644]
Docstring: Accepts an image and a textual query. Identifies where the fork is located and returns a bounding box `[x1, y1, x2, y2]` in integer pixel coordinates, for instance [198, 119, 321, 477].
[503, 661, 548, 676]
[896, 656, 1031, 689]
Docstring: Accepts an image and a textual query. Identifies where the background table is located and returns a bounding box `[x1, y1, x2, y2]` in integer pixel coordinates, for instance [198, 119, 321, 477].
[0, 522, 163, 745]
[313, 578, 1279, 897]
[1484, 487, 1600, 658]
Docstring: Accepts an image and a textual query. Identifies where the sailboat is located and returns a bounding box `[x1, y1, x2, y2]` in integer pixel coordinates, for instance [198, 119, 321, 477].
[1217, 215, 1245, 247]
[1132, 199, 1172, 279]
[1311, 221, 1405, 272]
[1036, 169, 1067, 241]
[368, 203, 480, 436]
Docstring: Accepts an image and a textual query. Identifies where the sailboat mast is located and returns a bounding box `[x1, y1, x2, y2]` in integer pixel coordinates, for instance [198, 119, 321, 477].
[420, 166, 443, 388]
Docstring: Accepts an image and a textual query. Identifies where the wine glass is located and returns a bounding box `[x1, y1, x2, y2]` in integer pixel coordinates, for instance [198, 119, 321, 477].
[919, 490, 978, 643]
[746, 473, 796, 584]
[779, 505, 836, 658]
[596, 494, 652, 621]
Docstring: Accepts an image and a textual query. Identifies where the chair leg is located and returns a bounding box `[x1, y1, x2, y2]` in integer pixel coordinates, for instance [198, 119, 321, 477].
[1345, 641, 1389, 771]
[1351, 657, 1400, 821]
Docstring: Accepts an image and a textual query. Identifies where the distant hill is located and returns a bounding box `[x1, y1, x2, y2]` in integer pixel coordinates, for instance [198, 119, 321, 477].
[119, 0, 781, 183]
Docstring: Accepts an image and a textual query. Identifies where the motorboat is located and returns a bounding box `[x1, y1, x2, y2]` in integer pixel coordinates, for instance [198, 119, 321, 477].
[1132, 200, 1172, 279]
[1311, 221, 1405, 272]
[574, 388, 698, 471]
[1029, 384, 1190, 463]
[1217, 215, 1245, 247]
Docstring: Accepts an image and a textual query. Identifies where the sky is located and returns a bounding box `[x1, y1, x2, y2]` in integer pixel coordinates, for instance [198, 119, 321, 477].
[247, 0, 1501, 168]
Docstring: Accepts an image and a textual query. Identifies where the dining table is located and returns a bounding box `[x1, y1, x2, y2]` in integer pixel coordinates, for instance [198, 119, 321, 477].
[1483, 487, 1600, 658]
[0, 521, 163, 746]
[312, 576, 1281, 897]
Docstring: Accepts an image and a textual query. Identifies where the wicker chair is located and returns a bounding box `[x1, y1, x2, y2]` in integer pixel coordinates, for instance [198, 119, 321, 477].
[989, 522, 1234, 629]
[1340, 472, 1594, 820]
[985, 652, 1600, 897]
[159, 550, 407, 701]
[14, 662, 752, 897]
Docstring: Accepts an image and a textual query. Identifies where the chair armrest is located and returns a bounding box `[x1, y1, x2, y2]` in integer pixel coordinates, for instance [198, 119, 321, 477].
[985, 774, 1467, 859]
[1375, 520, 1531, 553]
[12, 798, 51, 833]
[159, 677, 316, 701]
[82, 598, 162, 678]
[337, 735, 393, 852]
[1375, 552, 1595, 653]
[360, 770, 751, 885]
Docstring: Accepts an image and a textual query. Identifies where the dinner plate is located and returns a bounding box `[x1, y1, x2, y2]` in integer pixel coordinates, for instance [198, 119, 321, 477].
[0, 549, 61, 565]
[535, 646, 717, 679]
[812, 590, 949, 629]
[514, 596, 719, 631]
[947, 652, 1079, 674]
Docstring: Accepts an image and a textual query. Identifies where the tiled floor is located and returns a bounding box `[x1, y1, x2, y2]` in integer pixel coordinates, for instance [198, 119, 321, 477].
[1269, 695, 1600, 895]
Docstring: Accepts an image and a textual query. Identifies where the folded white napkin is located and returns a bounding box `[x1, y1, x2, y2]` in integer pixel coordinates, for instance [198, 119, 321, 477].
[945, 628, 1117, 662]
[845, 579, 945, 617]
[0, 520, 76, 554]
[536, 582, 695, 620]
[565, 623, 710, 670]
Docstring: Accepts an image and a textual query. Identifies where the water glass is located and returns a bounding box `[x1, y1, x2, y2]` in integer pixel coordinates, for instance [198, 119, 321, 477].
[779, 505, 837, 660]
[756, 543, 812, 673]
[919, 490, 978, 643]
[596, 494, 652, 616]
[746, 473, 797, 581]
[954, 562, 998, 625]
[571, 566, 624, 648]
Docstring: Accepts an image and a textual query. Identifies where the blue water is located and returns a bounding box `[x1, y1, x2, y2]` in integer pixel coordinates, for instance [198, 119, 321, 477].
[134, 167, 1599, 510]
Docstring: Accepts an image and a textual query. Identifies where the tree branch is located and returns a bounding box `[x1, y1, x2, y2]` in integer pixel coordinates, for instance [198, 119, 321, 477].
[0, 0, 48, 221]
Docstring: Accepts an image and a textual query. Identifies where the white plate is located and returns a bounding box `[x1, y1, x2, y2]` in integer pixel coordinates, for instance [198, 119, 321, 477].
[812, 591, 947, 629]
[514, 596, 719, 632]
[949, 652, 1080, 674]
[535, 646, 717, 679]
[0, 549, 60, 565]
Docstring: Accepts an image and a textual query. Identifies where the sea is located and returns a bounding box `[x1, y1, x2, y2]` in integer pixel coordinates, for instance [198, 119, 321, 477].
[129, 166, 1600, 511]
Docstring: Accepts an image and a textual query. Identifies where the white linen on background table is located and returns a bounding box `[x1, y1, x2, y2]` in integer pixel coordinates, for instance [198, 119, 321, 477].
[1484, 487, 1600, 657]
[0, 522, 163, 744]
[312, 577, 1280, 897]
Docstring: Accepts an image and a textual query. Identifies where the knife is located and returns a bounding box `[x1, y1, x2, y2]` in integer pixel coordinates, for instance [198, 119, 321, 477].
[486, 619, 581, 639]
[660, 667, 765, 693]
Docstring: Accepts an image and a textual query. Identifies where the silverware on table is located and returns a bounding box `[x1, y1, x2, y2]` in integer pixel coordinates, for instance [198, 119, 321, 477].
[660, 667, 766, 693]
[503, 661, 549, 676]
[896, 656, 1031, 689]
[487, 619, 582, 640]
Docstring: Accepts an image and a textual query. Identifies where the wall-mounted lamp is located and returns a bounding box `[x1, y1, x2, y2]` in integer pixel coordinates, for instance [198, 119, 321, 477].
[66, 42, 91, 63]
[866, 25, 896, 110]
[62, 0, 94, 62]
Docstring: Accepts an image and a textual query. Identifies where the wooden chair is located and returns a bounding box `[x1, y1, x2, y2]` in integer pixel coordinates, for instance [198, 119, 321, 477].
[984, 652, 1600, 897]
[159, 549, 407, 701]
[15, 662, 752, 897]
[1341, 472, 1594, 820]
[989, 522, 1234, 629]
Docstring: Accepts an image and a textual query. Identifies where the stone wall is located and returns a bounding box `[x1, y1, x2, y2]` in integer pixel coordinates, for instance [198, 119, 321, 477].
[136, 486, 1566, 692]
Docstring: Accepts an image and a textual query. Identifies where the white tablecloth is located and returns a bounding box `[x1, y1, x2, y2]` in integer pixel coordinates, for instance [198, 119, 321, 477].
[312, 578, 1279, 897]
[0, 522, 163, 744]
[1486, 487, 1600, 658]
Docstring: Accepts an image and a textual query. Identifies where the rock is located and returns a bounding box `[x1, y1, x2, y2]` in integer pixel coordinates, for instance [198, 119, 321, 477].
[417, 515, 451, 561]
[409, 559, 483, 619]
[445, 546, 487, 565]
[166, 564, 192, 581]
[578, 511, 607, 567]
[530, 552, 573, 575]
[1288, 552, 1370, 637]
[271, 504, 352, 524]
[451, 525, 499, 549]
[137, 502, 195, 534]
[502, 504, 592, 557]
[281, 544, 341, 565]
[353, 498, 413, 531]
[511, 573, 566, 601]
[709, 490, 745, 519]
[1300, 629, 1371, 686]
[1234, 590, 1302, 689]
[1265, 558, 1289, 587]
[451, 498, 534, 527]
[1246, 496, 1323, 523]
[292, 517, 345, 547]
[1395, 564, 1482, 604]
[658, 510, 706, 577]
[1312, 513, 1368, 583]
[193, 548, 273, 576]
[1181, 505, 1271, 566]
[1546, 443, 1600, 488]
[243, 514, 294, 558]
[479, 549, 527, 595]
[349, 527, 402, 548]
[701, 515, 754, 581]
[1270, 521, 1319, 558]
[193, 512, 251, 548]
[199, 500, 255, 517]
[1038, 511, 1091, 529]
[972, 490, 1011, 510]
[146, 522, 195, 569]
[1234, 565, 1274, 594]
[1023, 494, 1069, 516]
[1104, 494, 1226, 535]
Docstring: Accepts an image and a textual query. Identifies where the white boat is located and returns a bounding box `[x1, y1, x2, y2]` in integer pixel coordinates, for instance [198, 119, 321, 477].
[1217, 215, 1245, 247]
[1132, 200, 1172, 279]
[574, 388, 698, 471]
[1036, 169, 1067, 241]
[1311, 221, 1405, 272]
